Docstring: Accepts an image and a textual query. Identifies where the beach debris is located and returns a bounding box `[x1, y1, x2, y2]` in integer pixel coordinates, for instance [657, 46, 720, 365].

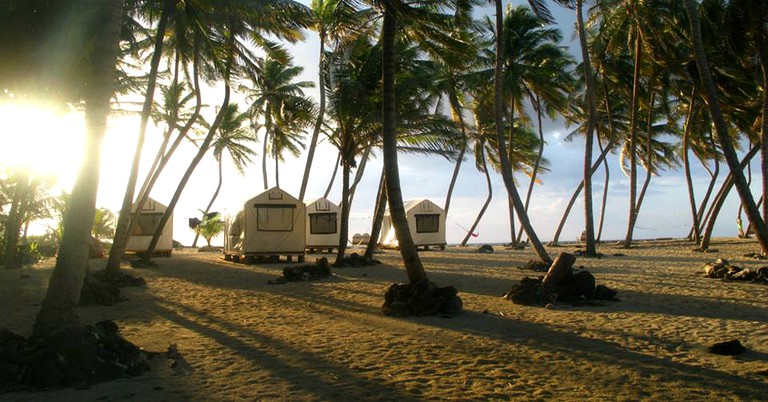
[477, 244, 494, 254]
[708, 339, 746, 355]
[333, 252, 380, 268]
[79, 270, 146, 306]
[742, 252, 767, 260]
[703, 259, 768, 283]
[504, 252, 619, 306]
[268, 257, 332, 284]
[0, 320, 156, 391]
[382, 279, 463, 317]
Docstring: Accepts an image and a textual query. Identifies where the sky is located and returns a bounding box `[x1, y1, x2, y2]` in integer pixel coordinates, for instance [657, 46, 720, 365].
[1, 0, 761, 247]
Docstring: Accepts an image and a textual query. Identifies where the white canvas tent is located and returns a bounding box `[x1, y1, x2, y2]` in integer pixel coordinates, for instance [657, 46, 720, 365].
[305, 198, 341, 253]
[126, 197, 173, 257]
[379, 199, 446, 250]
[223, 187, 306, 263]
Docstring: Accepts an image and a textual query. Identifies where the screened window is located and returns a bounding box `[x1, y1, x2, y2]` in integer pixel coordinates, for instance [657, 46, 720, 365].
[309, 213, 337, 235]
[256, 204, 294, 232]
[133, 213, 163, 235]
[415, 214, 440, 233]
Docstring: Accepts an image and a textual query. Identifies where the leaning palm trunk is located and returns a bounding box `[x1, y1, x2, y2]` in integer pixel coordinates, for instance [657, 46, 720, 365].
[142, 84, 232, 262]
[323, 152, 342, 199]
[444, 95, 469, 215]
[684, 0, 768, 254]
[33, 0, 123, 335]
[596, 136, 610, 242]
[106, 1, 172, 273]
[461, 147, 492, 247]
[299, 26, 327, 201]
[493, 0, 550, 264]
[682, 90, 699, 242]
[516, 95, 545, 243]
[261, 112, 272, 190]
[106, 45, 202, 272]
[698, 146, 759, 250]
[550, 139, 615, 244]
[630, 93, 656, 235]
[364, 169, 386, 260]
[761, 51, 768, 226]
[687, 132, 720, 240]
[347, 145, 371, 207]
[381, 4, 427, 283]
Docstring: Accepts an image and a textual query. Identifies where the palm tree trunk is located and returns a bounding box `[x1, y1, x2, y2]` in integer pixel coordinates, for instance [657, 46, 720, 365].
[364, 169, 386, 260]
[596, 136, 610, 242]
[323, 152, 342, 199]
[274, 145, 280, 189]
[493, 0, 550, 263]
[381, 3, 427, 283]
[630, 93, 656, 235]
[577, 0, 597, 256]
[334, 161, 351, 266]
[699, 145, 758, 250]
[689, 131, 720, 239]
[682, 90, 700, 242]
[106, 0, 172, 273]
[142, 84, 231, 262]
[623, 29, 643, 248]
[550, 139, 615, 244]
[516, 95, 545, 243]
[192, 156, 224, 247]
[760, 47, 768, 227]
[443, 94, 468, 215]
[262, 112, 271, 190]
[347, 145, 371, 206]
[684, 0, 768, 254]
[299, 27, 327, 201]
[33, 0, 123, 335]
[461, 146, 492, 246]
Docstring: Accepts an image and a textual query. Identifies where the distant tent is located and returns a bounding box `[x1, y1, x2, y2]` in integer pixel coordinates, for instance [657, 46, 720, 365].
[223, 187, 306, 263]
[379, 199, 446, 250]
[127, 197, 173, 257]
[305, 198, 341, 253]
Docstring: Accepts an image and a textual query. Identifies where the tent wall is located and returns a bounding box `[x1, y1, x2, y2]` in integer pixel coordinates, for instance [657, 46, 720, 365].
[224, 187, 306, 256]
[127, 198, 173, 255]
[305, 198, 340, 250]
[379, 199, 446, 249]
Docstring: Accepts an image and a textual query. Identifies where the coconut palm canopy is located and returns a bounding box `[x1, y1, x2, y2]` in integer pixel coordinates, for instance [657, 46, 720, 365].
[1, 0, 765, 251]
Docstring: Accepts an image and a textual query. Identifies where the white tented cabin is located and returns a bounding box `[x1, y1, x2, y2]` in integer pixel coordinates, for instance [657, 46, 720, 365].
[305, 198, 341, 253]
[126, 197, 173, 257]
[379, 199, 446, 250]
[223, 187, 306, 263]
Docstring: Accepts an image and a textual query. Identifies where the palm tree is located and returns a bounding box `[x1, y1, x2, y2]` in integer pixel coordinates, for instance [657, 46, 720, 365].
[683, 0, 768, 253]
[191, 103, 256, 248]
[299, 0, 375, 201]
[30, 0, 125, 336]
[92, 207, 116, 242]
[247, 56, 315, 189]
[194, 212, 225, 247]
[141, 0, 313, 263]
[490, 0, 551, 263]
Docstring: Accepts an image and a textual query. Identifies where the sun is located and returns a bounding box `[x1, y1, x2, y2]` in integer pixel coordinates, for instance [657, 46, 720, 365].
[0, 103, 85, 188]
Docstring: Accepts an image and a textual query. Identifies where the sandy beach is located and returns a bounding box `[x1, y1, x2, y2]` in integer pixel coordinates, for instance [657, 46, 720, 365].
[1, 238, 767, 401]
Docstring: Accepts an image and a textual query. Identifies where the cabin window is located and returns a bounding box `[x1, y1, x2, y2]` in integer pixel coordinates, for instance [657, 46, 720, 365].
[133, 213, 163, 235]
[415, 214, 440, 233]
[309, 213, 337, 235]
[255, 204, 294, 232]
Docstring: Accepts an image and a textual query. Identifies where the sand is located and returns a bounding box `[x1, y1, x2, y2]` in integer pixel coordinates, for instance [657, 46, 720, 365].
[1, 238, 767, 401]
